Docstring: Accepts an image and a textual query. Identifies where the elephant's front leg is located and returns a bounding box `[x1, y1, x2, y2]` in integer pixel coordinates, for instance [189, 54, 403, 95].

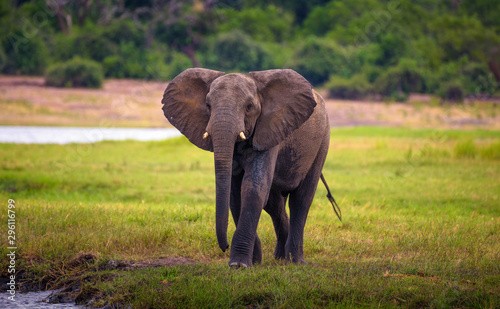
[230, 172, 262, 266]
[228, 179, 268, 268]
[228, 150, 277, 268]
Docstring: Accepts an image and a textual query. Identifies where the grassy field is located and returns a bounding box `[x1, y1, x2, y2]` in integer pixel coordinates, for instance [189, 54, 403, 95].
[0, 127, 499, 308]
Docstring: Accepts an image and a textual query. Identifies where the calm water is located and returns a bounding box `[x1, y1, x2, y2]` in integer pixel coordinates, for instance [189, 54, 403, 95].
[0, 126, 181, 144]
[0, 291, 82, 308]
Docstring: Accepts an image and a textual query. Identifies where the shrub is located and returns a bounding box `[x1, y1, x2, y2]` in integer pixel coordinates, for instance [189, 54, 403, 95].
[374, 59, 426, 98]
[288, 37, 366, 86]
[102, 55, 125, 79]
[101, 19, 146, 48]
[165, 52, 193, 79]
[361, 64, 383, 84]
[141, 50, 192, 81]
[2, 31, 48, 75]
[461, 62, 497, 97]
[325, 74, 373, 100]
[437, 80, 465, 102]
[102, 42, 150, 79]
[45, 57, 103, 88]
[289, 37, 342, 86]
[288, 37, 333, 85]
[72, 32, 118, 62]
[388, 92, 409, 103]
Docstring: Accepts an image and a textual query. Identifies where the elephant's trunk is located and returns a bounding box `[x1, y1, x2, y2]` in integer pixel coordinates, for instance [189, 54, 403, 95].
[210, 120, 238, 252]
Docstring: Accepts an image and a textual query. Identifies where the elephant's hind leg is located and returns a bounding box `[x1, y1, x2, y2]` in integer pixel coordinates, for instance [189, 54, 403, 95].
[264, 188, 289, 260]
[286, 139, 329, 264]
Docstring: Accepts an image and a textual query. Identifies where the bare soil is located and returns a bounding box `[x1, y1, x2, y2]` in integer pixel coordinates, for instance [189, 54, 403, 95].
[0, 75, 498, 129]
[9, 254, 196, 307]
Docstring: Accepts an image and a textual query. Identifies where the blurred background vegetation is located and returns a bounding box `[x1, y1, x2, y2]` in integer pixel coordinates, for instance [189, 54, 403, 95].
[0, 0, 499, 101]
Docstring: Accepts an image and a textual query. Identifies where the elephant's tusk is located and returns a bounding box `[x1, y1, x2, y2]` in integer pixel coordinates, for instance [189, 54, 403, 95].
[239, 132, 246, 140]
[203, 132, 209, 139]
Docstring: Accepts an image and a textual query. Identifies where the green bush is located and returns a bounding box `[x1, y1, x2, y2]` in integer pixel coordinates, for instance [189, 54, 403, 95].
[165, 52, 193, 79]
[374, 59, 426, 99]
[101, 19, 146, 48]
[204, 30, 273, 72]
[325, 74, 373, 100]
[218, 7, 294, 42]
[2, 31, 48, 75]
[45, 57, 103, 88]
[461, 62, 497, 97]
[288, 37, 357, 86]
[72, 32, 118, 62]
[427, 60, 497, 99]
[102, 55, 125, 78]
[437, 80, 465, 102]
[141, 50, 192, 81]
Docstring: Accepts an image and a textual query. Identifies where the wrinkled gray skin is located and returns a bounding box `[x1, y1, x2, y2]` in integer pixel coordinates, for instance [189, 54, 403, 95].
[162, 68, 330, 267]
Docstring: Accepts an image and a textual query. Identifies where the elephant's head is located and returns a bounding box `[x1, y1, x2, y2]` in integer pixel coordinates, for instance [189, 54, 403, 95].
[162, 68, 317, 252]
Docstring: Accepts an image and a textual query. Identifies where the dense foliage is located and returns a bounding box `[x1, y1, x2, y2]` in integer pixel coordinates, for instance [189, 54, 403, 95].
[45, 57, 103, 88]
[0, 0, 498, 99]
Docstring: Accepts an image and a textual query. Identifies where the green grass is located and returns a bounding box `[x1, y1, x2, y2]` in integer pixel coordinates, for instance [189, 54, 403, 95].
[1, 127, 499, 308]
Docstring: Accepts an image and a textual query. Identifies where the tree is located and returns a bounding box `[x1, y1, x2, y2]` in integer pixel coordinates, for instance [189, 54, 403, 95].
[204, 30, 273, 72]
[218, 6, 294, 42]
[431, 14, 500, 82]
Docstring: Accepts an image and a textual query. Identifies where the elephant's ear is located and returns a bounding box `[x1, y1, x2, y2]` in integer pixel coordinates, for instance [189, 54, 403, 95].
[249, 69, 317, 151]
[162, 68, 224, 151]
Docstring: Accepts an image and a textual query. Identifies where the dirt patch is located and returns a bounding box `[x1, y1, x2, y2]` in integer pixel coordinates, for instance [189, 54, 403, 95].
[6, 255, 197, 308]
[0, 76, 169, 128]
[324, 99, 499, 129]
[383, 270, 441, 282]
[1, 76, 499, 129]
[104, 256, 195, 270]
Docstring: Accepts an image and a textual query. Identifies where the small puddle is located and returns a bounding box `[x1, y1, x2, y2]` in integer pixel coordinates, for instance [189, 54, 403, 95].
[0, 290, 82, 308]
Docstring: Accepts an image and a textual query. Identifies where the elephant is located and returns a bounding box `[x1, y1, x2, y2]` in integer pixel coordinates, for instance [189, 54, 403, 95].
[162, 68, 333, 267]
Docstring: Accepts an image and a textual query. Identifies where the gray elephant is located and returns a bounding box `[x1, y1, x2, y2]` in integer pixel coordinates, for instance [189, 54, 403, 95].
[162, 68, 334, 267]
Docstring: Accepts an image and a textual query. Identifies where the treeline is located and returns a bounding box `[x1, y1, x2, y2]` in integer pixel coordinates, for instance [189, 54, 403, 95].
[1, 0, 499, 101]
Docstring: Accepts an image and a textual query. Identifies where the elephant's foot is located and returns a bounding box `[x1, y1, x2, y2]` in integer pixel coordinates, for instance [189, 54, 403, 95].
[274, 247, 286, 260]
[228, 257, 251, 268]
[294, 257, 308, 265]
[229, 261, 249, 268]
[285, 242, 307, 264]
[229, 236, 262, 267]
[285, 253, 307, 265]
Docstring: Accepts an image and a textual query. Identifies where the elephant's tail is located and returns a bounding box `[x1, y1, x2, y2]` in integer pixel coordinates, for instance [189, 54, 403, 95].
[320, 173, 342, 221]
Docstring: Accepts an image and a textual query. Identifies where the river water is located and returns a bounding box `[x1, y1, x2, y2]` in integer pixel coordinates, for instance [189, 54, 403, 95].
[0, 290, 82, 308]
[0, 126, 181, 144]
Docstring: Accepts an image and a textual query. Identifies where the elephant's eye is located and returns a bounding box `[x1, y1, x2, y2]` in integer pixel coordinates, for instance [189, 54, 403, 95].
[245, 104, 252, 112]
[206, 103, 211, 112]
